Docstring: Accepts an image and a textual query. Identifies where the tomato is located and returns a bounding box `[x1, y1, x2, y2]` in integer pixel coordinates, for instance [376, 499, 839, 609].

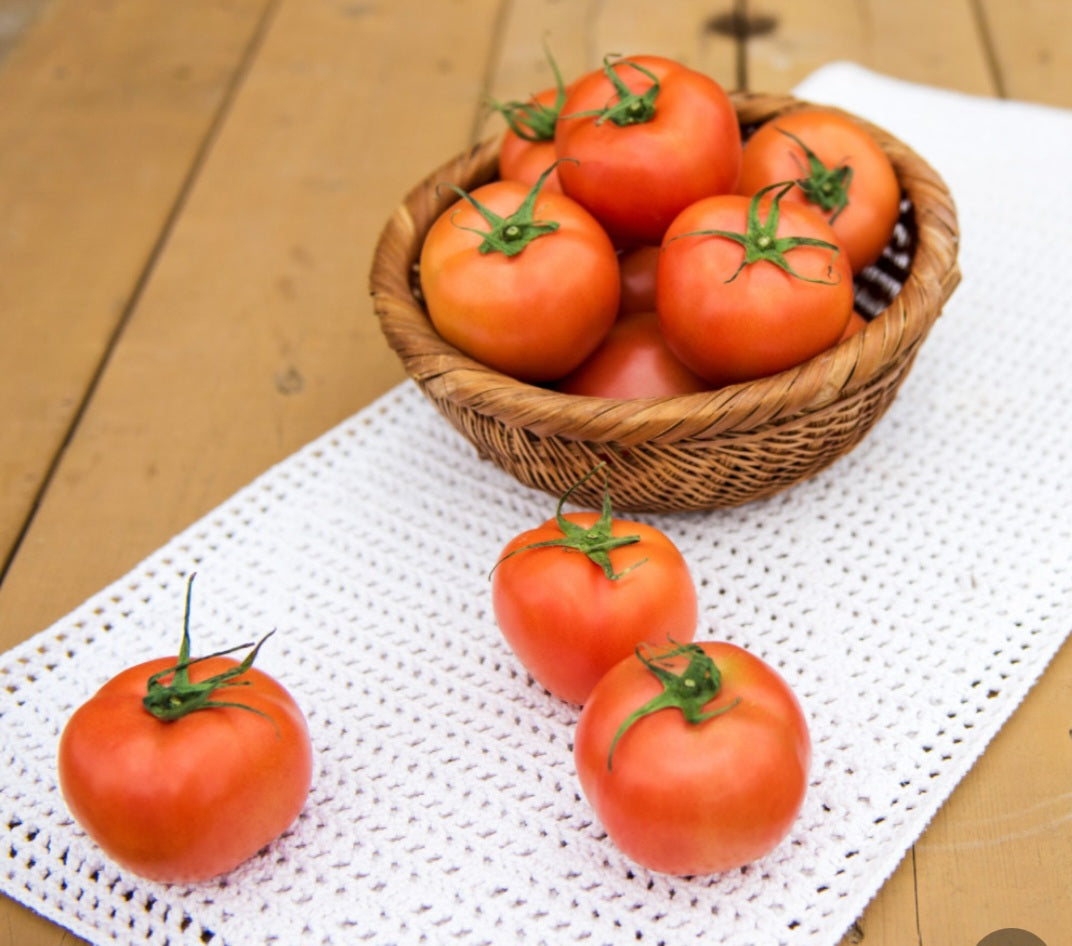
[839, 309, 867, 341]
[574, 640, 810, 875]
[616, 244, 660, 314]
[419, 168, 620, 382]
[657, 181, 854, 386]
[57, 577, 313, 884]
[555, 310, 710, 398]
[554, 54, 741, 245]
[737, 107, 901, 273]
[491, 470, 697, 705]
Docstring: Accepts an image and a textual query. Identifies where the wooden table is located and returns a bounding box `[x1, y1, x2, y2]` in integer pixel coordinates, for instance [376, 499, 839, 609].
[1, 2, 1069, 944]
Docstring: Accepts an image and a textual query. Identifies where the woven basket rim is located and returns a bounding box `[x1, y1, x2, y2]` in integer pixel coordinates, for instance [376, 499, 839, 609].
[370, 91, 960, 448]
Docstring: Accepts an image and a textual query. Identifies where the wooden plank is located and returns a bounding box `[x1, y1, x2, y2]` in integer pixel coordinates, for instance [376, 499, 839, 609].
[0, 0, 274, 583]
[0, 0, 502, 639]
[979, 0, 1072, 106]
[745, 0, 995, 96]
[913, 635, 1072, 944]
[0, 0, 50, 63]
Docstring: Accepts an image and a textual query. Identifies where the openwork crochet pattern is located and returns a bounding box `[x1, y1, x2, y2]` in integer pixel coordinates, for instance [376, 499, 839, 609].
[2, 64, 1070, 946]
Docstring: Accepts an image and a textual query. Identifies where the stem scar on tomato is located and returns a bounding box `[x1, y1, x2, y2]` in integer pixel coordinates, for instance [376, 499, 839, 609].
[668, 180, 844, 284]
[490, 463, 647, 581]
[776, 126, 854, 222]
[141, 573, 279, 730]
[437, 159, 577, 257]
[607, 642, 741, 770]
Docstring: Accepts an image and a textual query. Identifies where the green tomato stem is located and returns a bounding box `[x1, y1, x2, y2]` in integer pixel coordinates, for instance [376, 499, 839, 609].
[776, 126, 853, 222]
[441, 159, 568, 258]
[668, 179, 844, 284]
[491, 464, 645, 581]
[486, 42, 568, 142]
[141, 574, 278, 728]
[606, 642, 741, 770]
[561, 55, 661, 127]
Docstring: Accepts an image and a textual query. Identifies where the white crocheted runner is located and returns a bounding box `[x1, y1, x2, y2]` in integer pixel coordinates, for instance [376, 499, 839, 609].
[2, 63, 1070, 946]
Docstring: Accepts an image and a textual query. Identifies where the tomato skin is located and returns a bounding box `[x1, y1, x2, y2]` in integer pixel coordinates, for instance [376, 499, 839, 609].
[616, 245, 660, 315]
[574, 641, 810, 875]
[491, 512, 698, 705]
[498, 133, 562, 192]
[555, 310, 710, 398]
[554, 55, 741, 245]
[738, 108, 901, 273]
[657, 193, 854, 386]
[419, 180, 620, 382]
[58, 654, 313, 884]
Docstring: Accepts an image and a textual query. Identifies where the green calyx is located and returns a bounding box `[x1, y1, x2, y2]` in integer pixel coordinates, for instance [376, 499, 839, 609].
[487, 43, 568, 142]
[142, 574, 277, 727]
[777, 126, 853, 221]
[566, 55, 661, 127]
[606, 642, 740, 770]
[492, 464, 644, 581]
[443, 159, 567, 257]
[671, 180, 843, 284]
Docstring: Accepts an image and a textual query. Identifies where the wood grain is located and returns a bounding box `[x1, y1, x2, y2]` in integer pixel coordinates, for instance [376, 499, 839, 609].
[1, 1, 1069, 944]
[0, 0, 275, 591]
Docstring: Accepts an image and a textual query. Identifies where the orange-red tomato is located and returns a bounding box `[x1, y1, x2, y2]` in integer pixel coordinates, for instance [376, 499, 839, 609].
[574, 640, 810, 875]
[738, 107, 901, 273]
[419, 177, 620, 382]
[616, 245, 660, 314]
[555, 55, 741, 244]
[57, 584, 312, 884]
[555, 310, 710, 398]
[657, 184, 854, 386]
[491, 479, 697, 705]
[839, 310, 868, 341]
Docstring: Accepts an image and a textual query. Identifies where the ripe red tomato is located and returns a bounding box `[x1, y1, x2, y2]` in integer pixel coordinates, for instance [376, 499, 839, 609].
[574, 640, 811, 875]
[420, 170, 620, 382]
[657, 182, 854, 386]
[616, 245, 660, 315]
[57, 578, 313, 884]
[554, 55, 741, 245]
[555, 310, 710, 398]
[491, 472, 697, 705]
[737, 107, 901, 273]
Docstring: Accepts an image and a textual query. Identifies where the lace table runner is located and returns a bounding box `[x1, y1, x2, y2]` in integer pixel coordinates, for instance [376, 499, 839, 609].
[2, 64, 1070, 946]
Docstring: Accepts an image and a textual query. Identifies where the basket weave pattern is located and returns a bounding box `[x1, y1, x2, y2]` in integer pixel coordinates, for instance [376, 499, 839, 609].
[370, 92, 960, 512]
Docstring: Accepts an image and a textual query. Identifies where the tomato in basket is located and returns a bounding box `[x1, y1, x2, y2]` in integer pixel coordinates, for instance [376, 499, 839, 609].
[657, 181, 854, 387]
[57, 576, 313, 884]
[737, 107, 901, 273]
[554, 310, 710, 399]
[419, 165, 620, 382]
[554, 54, 741, 245]
[616, 244, 660, 315]
[574, 640, 811, 875]
[491, 468, 698, 705]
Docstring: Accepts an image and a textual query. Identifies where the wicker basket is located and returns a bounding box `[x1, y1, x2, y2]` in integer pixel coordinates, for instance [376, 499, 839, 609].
[369, 92, 960, 513]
